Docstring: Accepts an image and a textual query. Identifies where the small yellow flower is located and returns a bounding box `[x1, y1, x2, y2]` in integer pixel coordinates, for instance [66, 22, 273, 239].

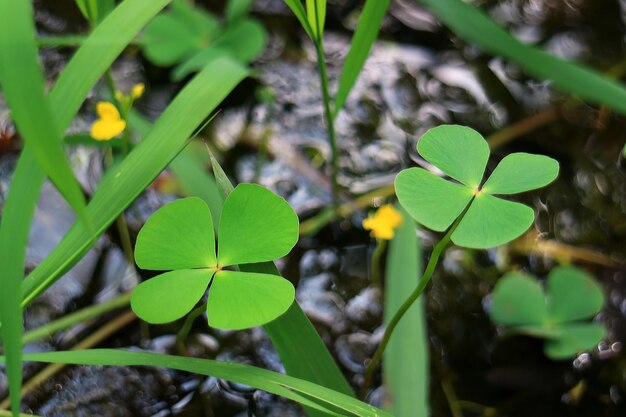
[90, 102, 126, 141]
[362, 204, 403, 240]
[131, 83, 145, 99]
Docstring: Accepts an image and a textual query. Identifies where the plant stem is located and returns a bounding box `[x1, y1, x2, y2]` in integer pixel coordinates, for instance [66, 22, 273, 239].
[360, 215, 462, 399]
[176, 302, 207, 351]
[313, 40, 340, 210]
[370, 238, 387, 289]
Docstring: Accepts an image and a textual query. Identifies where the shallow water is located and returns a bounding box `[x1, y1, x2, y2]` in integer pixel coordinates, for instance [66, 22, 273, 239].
[1, 0, 626, 416]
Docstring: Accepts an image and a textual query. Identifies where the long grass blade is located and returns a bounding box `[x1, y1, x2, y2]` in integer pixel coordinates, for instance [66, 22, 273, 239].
[383, 207, 428, 416]
[306, 0, 326, 41]
[0, 0, 88, 226]
[0, 152, 43, 417]
[22, 57, 248, 307]
[2, 350, 389, 417]
[333, 0, 390, 117]
[418, 0, 626, 114]
[282, 0, 315, 40]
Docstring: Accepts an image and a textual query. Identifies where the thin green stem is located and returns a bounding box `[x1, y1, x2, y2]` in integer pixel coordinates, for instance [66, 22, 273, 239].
[360, 214, 465, 399]
[313, 40, 339, 209]
[176, 302, 207, 351]
[22, 292, 132, 345]
[370, 238, 387, 289]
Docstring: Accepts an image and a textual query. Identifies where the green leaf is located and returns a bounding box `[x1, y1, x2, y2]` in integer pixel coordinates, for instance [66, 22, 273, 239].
[282, 0, 315, 40]
[217, 183, 299, 266]
[131, 269, 214, 324]
[417, 125, 489, 189]
[417, 0, 626, 115]
[135, 197, 217, 270]
[141, 13, 200, 65]
[334, 0, 390, 116]
[546, 267, 605, 324]
[482, 153, 559, 195]
[208, 270, 295, 330]
[383, 207, 428, 417]
[4, 349, 391, 417]
[0, 0, 88, 228]
[490, 272, 549, 326]
[306, 0, 326, 41]
[544, 324, 605, 360]
[451, 193, 534, 248]
[22, 58, 248, 307]
[226, 0, 254, 24]
[395, 168, 473, 232]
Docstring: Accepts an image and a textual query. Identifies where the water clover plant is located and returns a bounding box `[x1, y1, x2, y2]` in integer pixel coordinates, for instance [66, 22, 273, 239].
[131, 183, 299, 330]
[395, 125, 559, 248]
[489, 266, 606, 359]
[141, 0, 266, 81]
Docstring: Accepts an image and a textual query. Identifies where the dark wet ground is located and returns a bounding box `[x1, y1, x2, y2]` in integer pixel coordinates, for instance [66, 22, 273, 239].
[1, 0, 626, 416]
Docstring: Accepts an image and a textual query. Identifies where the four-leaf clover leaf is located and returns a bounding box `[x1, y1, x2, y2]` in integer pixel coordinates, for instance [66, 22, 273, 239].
[395, 125, 559, 248]
[131, 183, 299, 330]
[489, 266, 605, 359]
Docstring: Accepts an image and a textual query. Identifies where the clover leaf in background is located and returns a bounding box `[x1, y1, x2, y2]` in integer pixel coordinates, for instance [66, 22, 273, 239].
[131, 183, 299, 330]
[395, 125, 559, 248]
[489, 266, 606, 359]
[141, 0, 267, 81]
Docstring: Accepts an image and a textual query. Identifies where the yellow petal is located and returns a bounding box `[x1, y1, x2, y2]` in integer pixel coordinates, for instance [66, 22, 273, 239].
[96, 101, 122, 121]
[90, 118, 126, 141]
[362, 205, 403, 240]
[377, 205, 403, 228]
[132, 83, 145, 99]
[114, 90, 125, 103]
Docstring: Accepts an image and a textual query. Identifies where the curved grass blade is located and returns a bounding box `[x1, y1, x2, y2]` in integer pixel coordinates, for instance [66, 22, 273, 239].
[282, 0, 315, 40]
[418, 0, 626, 114]
[0, 0, 88, 226]
[22, 58, 248, 306]
[0, 153, 42, 417]
[2, 349, 389, 417]
[383, 207, 428, 416]
[333, 0, 390, 116]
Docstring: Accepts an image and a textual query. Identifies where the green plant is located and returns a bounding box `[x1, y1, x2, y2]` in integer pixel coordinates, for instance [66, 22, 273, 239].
[131, 183, 298, 330]
[490, 266, 606, 359]
[282, 0, 390, 206]
[362, 124, 560, 395]
[141, 0, 266, 80]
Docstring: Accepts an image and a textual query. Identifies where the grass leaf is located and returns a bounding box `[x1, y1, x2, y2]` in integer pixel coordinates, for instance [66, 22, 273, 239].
[2, 349, 390, 417]
[306, 0, 326, 41]
[333, 0, 390, 116]
[0, 0, 88, 227]
[384, 207, 428, 416]
[282, 0, 315, 40]
[418, 0, 626, 114]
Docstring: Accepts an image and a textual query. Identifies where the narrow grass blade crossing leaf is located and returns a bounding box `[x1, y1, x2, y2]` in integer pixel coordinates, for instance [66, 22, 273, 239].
[384, 207, 428, 417]
[0, 0, 88, 225]
[418, 0, 626, 115]
[1, 350, 391, 417]
[333, 0, 390, 116]
[22, 58, 248, 307]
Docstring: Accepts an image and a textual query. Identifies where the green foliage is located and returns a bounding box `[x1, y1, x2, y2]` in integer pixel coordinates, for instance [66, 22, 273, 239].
[490, 267, 606, 359]
[383, 207, 428, 417]
[395, 125, 559, 248]
[306, 0, 326, 41]
[74, 0, 115, 24]
[1, 349, 391, 417]
[142, 0, 266, 80]
[132, 184, 299, 330]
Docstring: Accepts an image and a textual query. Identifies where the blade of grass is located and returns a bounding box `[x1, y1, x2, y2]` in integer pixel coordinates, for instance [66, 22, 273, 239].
[0, 152, 42, 417]
[418, 0, 626, 114]
[0, 0, 88, 226]
[2, 349, 388, 417]
[22, 57, 248, 306]
[306, 0, 326, 41]
[210, 156, 355, 417]
[282, 0, 315, 40]
[383, 207, 428, 416]
[333, 0, 390, 117]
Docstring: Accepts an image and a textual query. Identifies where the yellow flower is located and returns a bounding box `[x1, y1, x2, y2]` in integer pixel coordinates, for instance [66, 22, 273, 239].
[131, 83, 145, 99]
[90, 102, 126, 141]
[362, 204, 403, 240]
